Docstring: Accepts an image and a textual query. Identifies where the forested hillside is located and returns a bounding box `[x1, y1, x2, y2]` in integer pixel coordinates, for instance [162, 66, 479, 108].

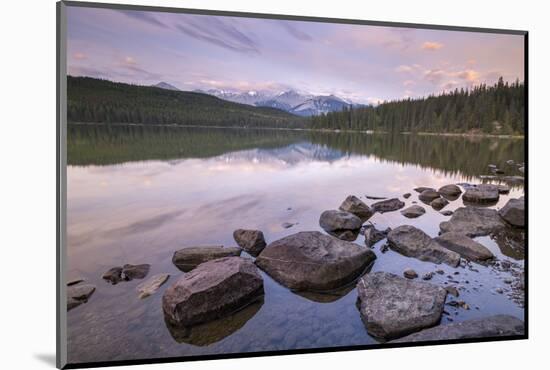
[67, 77, 306, 128]
[310, 78, 524, 135]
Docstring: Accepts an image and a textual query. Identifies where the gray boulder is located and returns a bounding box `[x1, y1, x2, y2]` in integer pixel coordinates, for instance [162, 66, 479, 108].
[233, 229, 267, 256]
[172, 246, 242, 272]
[401, 205, 426, 218]
[162, 257, 264, 326]
[430, 197, 449, 210]
[438, 184, 462, 196]
[434, 232, 494, 261]
[387, 226, 460, 267]
[137, 273, 170, 299]
[391, 315, 524, 343]
[357, 272, 447, 340]
[463, 184, 500, 204]
[499, 198, 525, 228]
[319, 210, 362, 240]
[440, 207, 506, 237]
[339, 195, 373, 221]
[371, 198, 405, 213]
[255, 231, 376, 291]
[419, 189, 441, 203]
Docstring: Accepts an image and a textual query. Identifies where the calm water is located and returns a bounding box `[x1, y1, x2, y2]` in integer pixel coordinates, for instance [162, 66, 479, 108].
[66, 125, 525, 364]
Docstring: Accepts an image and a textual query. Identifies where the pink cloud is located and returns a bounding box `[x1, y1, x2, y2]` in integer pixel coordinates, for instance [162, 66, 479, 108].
[422, 41, 444, 50]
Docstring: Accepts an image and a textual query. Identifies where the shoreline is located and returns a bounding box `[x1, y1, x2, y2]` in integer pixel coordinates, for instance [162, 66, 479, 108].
[67, 122, 524, 139]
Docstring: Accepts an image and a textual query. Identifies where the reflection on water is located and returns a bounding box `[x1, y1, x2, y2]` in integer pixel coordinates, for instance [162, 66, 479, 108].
[66, 125, 525, 364]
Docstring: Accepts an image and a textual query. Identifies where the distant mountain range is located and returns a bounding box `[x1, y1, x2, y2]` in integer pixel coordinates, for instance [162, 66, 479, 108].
[152, 81, 363, 116]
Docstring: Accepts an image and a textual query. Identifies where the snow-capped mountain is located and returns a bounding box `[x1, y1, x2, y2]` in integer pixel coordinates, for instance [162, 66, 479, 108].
[192, 87, 358, 116]
[153, 82, 180, 91]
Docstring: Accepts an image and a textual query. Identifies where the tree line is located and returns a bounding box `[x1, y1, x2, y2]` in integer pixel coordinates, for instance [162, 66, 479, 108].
[310, 77, 524, 134]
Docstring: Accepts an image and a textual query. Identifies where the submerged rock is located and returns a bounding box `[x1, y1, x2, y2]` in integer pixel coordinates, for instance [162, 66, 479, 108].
[434, 232, 494, 262]
[319, 210, 362, 240]
[462, 184, 500, 204]
[419, 189, 441, 203]
[391, 315, 524, 343]
[440, 207, 506, 237]
[162, 257, 264, 326]
[233, 229, 267, 257]
[401, 205, 426, 218]
[371, 198, 405, 213]
[339, 195, 373, 221]
[499, 198, 525, 228]
[122, 264, 150, 280]
[356, 272, 447, 340]
[438, 184, 462, 197]
[430, 197, 449, 211]
[255, 231, 376, 291]
[172, 246, 242, 272]
[137, 273, 170, 299]
[387, 226, 460, 267]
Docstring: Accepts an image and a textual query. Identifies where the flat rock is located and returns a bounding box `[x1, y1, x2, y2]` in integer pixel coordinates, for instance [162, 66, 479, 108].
[440, 207, 506, 237]
[137, 273, 170, 299]
[233, 229, 267, 257]
[499, 198, 525, 228]
[255, 231, 376, 291]
[414, 187, 436, 193]
[357, 272, 447, 340]
[67, 278, 84, 286]
[419, 189, 441, 203]
[339, 195, 373, 221]
[462, 184, 500, 204]
[172, 246, 242, 272]
[391, 315, 524, 343]
[371, 198, 405, 213]
[438, 184, 462, 196]
[401, 205, 426, 218]
[67, 283, 96, 311]
[319, 210, 362, 240]
[162, 257, 264, 326]
[434, 232, 494, 261]
[431, 197, 449, 210]
[387, 226, 460, 267]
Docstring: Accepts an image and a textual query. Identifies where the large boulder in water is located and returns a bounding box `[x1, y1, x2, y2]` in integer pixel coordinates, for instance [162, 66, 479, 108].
[433, 232, 494, 262]
[498, 198, 525, 228]
[440, 207, 506, 237]
[233, 229, 267, 256]
[356, 272, 447, 340]
[419, 189, 441, 203]
[172, 246, 242, 272]
[162, 257, 264, 326]
[438, 184, 462, 197]
[391, 315, 524, 343]
[255, 231, 376, 291]
[339, 195, 373, 221]
[319, 210, 362, 240]
[371, 198, 405, 213]
[387, 225, 460, 267]
[462, 184, 500, 204]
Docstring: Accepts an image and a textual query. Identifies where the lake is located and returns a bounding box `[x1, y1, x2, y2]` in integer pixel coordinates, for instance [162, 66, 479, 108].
[66, 124, 525, 364]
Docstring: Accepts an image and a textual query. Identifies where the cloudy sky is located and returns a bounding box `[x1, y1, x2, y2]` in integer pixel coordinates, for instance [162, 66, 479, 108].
[67, 6, 524, 104]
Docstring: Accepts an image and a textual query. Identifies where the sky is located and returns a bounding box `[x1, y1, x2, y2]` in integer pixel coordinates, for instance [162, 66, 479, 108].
[66, 6, 524, 105]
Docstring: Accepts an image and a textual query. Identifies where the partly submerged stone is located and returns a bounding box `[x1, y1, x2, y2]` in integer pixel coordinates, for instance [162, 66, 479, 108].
[255, 231, 376, 291]
[364, 225, 389, 247]
[356, 272, 447, 340]
[401, 205, 426, 218]
[430, 197, 449, 211]
[419, 189, 441, 203]
[233, 229, 267, 257]
[462, 184, 500, 204]
[137, 273, 170, 299]
[339, 195, 373, 221]
[391, 315, 524, 343]
[172, 246, 242, 272]
[319, 210, 362, 241]
[438, 184, 462, 197]
[498, 198, 525, 228]
[162, 257, 264, 326]
[414, 187, 436, 193]
[387, 225, 460, 267]
[122, 264, 150, 280]
[67, 283, 96, 311]
[433, 232, 494, 262]
[440, 207, 506, 237]
[371, 198, 405, 213]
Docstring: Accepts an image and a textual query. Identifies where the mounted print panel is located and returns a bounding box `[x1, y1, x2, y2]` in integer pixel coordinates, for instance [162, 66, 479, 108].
[57, 1, 527, 368]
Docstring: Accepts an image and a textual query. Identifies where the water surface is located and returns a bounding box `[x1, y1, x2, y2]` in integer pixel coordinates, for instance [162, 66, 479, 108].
[66, 125, 525, 364]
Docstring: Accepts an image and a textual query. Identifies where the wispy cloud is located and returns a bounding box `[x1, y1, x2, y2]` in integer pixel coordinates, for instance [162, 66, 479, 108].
[280, 21, 312, 41]
[422, 41, 443, 50]
[116, 10, 169, 29]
